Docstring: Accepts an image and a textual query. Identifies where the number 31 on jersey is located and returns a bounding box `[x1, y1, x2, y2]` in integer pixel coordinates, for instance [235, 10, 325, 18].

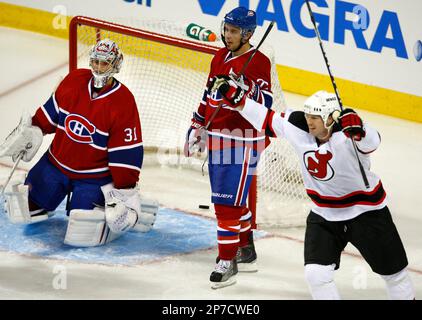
[124, 127, 138, 142]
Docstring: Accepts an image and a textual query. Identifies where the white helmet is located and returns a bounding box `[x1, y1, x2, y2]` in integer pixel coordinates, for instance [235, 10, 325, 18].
[89, 38, 123, 88]
[303, 91, 340, 127]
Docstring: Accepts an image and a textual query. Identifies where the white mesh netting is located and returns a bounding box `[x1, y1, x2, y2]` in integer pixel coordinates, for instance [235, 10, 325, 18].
[72, 17, 310, 227]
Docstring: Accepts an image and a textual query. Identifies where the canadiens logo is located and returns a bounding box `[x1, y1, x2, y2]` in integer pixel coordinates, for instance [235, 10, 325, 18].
[304, 150, 334, 181]
[96, 43, 110, 53]
[64, 114, 96, 144]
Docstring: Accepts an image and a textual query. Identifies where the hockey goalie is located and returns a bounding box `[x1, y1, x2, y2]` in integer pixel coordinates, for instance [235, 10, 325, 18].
[0, 38, 158, 247]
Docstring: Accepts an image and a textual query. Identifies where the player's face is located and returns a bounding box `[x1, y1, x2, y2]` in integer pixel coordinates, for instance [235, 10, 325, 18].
[91, 59, 112, 74]
[223, 23, 243, 51]
[305, 114, 330, 140]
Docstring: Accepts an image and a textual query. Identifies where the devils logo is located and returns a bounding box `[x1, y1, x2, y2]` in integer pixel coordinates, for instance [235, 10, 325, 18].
[303, 150, 334, 181]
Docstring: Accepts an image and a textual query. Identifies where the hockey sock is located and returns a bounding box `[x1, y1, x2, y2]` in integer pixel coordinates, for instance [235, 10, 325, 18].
[381, 268, 415, 300]
[217, 219, 240, 260]
[304, 264, 341, 300]
[239, 208, 252, 247]
[214, 204, 243, 260]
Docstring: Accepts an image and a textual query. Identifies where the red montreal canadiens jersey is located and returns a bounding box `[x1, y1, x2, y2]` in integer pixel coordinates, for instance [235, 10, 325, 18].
[32, 69, 143, 188]
[240, 101, 387, 221]
[194, 47, 272, 150]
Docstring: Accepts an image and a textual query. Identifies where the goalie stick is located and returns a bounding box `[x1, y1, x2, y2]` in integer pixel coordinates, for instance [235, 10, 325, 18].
[0, 150, 25, 196]
[304, 0, 370, 189]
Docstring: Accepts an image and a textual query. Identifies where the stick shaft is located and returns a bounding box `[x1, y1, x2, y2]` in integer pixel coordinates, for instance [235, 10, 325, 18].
[305, 0, 369, 189]
[305, 0, 343, 108]
[238, 21, 275, 77]
[0, 151, 24, 196]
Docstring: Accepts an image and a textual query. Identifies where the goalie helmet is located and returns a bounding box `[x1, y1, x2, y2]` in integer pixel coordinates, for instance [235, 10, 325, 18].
[303, 91, 341, 127]
[221, 7, 257, 50]
[89, 38, 123, 88]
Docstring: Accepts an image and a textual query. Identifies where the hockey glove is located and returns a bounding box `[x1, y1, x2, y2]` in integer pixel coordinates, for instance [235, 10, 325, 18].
[336, 108, 366, 141]
[102, 186, 158, 234]
[102, 187, 140, 234]
[0, 112, 43, 162]
[184, 120, 207, 157]
[212, 74, 257, 107]
[184, 125, 207, 157]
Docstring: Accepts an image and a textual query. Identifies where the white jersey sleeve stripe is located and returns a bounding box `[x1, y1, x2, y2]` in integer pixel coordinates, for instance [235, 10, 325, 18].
[108, 163, 142, 172]
[108, 142, 143, 152]
[41, 106, 58, 127]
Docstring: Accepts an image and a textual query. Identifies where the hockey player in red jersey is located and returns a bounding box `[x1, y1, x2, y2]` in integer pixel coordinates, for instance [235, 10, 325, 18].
[237, 90, 415, 299]
[184, 6, 273, 288]
[0, 39, 157, 246]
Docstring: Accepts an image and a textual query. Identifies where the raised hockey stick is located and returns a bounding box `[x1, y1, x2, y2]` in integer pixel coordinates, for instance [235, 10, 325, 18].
[304, 0, 370, 188]
[204, 20, 275, 130]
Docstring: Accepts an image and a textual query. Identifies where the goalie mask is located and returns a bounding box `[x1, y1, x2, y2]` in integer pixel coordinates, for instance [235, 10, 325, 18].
[221, 6, 257, 52]
[303, 91, 341, 128]
[89, 39, 123, 88]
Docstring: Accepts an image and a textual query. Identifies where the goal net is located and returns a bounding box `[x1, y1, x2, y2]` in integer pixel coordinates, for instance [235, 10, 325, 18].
[69, 16, 310, 227]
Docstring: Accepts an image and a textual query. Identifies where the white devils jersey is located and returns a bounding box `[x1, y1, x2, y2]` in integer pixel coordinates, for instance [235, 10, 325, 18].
[240, 99, 387, 221]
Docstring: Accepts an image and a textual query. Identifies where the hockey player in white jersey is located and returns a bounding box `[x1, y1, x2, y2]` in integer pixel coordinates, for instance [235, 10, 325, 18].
[236, 90, 415, 300]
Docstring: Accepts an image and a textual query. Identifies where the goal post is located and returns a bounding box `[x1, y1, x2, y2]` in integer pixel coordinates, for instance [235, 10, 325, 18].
[68, 16, 310, 228]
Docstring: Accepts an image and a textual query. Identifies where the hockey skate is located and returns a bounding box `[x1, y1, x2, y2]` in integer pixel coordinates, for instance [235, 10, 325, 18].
[236, 232, 258, 272]
[210, 258, 238, 289]
[216, 233, 258, 272]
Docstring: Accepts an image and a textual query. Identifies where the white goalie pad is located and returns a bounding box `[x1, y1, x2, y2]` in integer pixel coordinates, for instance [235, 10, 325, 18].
[0, 112, 43, 162]
[64, 208, 121, 247]
[3, 177, 51, 224]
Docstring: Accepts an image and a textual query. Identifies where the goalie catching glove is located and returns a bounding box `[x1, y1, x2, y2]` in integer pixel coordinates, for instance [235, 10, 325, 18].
[333, 108, 366, 141]
[64, 186, 158, 247]
[0, 112, 43, 162]
[102, 184, 157, 234]
[211, 73, 257, 107]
